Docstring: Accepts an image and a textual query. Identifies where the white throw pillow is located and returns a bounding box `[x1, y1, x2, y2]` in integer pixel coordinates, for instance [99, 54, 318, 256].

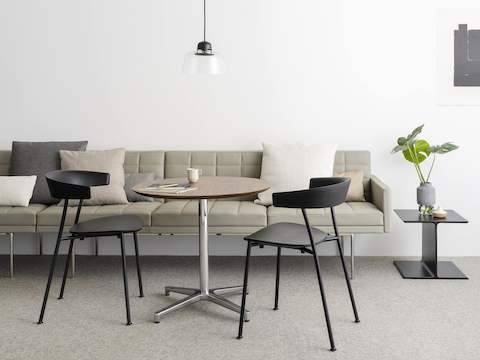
[0, 176, 37, 207]
[59, 148, 128, 205]
[256, 143, 338, 206]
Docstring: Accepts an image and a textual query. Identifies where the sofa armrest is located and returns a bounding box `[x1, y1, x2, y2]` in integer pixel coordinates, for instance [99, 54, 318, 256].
[370, 175, 391, 232]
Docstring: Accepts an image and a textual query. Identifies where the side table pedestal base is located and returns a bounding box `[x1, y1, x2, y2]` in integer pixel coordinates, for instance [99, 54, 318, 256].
[394, 260, 468, 279]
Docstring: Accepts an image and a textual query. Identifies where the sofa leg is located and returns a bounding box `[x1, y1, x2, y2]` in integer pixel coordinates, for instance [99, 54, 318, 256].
[38, 233, 43, 256]
[9, 233, 14, 278]
[92, 237, 99, 256]
[69, 242, 76, 278]
[350, 234, 355, 280]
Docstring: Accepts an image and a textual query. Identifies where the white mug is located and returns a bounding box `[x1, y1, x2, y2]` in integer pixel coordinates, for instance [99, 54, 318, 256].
[187, 168, 201, 183]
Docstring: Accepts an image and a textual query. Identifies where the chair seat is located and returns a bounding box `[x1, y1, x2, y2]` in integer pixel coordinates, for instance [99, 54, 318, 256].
[70, 215, 143, 235]
[245, 222, 328, 248]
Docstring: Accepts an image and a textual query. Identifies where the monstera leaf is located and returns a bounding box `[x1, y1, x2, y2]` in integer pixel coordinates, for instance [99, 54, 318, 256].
[392, 124, 459, 184]
[428, 142, 459, 154]
[406, 124, 424, 143]
[391, 124, 424, 153]
[402, 139, 430, 164]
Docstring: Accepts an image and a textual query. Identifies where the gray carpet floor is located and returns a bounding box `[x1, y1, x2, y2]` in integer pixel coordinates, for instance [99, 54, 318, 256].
[0, 255, 479, 360]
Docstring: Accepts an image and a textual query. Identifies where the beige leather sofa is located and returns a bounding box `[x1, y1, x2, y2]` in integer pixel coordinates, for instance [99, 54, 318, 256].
[0, 150, 391, 278]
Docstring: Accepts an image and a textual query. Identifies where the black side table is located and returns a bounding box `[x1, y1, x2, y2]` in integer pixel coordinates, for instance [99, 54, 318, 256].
[393, 209, 468, 280]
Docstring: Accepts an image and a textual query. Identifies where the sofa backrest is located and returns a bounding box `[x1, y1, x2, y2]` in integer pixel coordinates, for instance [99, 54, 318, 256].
[124, 151, 165, 177]
[0, 150, 371, 177]
[0, 150, 166, 177]
[333, 151, 371, 178]
[0, 151, 10, 176]
[162, 150, 370, 177]
[164, 151, 262, 179]
[162, 150, 371, 200]
[0, 149, 371, 199]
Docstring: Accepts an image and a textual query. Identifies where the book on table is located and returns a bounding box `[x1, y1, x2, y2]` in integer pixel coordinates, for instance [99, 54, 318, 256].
[142, 183, 196, 194]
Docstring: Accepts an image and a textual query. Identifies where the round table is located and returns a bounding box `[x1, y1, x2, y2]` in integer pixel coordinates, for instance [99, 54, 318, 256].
[134, 176, 269, 323]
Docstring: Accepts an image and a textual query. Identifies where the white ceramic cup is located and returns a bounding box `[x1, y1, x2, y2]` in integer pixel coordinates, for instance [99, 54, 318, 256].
[187, 168, 201, 183]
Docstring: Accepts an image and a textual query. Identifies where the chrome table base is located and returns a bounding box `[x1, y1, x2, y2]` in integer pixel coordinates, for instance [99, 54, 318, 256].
[153, 199, 248, 323]
[154, 286, 248, 323]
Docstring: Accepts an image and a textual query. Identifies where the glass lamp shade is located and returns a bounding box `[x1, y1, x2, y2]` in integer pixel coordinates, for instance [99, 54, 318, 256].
[182, 52, 226, 75]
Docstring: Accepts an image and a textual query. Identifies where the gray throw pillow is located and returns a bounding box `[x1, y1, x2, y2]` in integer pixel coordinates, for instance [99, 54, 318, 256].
[9, 141, 88, 204]
[124, 173, 155, 202]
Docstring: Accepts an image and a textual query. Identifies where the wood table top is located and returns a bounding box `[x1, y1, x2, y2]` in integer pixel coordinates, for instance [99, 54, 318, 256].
[133, 176, 270, 200]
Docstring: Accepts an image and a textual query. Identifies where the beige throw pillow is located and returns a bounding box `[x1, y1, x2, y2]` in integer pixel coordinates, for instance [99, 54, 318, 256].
[59, 148, 128, 205]
[257, 143, 338, 206]
[335, 170, 365, 202]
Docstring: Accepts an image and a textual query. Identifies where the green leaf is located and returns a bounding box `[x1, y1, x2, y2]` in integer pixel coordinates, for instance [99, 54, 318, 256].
[397, 137, 407, 146]
[402, 139, 430, 164]
[406, 124, 424, 142]
[415, 139, 431, 157]
[433, 142, 459, 154]
[391, 144, 407, 153]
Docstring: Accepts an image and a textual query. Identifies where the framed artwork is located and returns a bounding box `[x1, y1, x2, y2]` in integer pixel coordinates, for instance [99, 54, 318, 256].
[437, 8, 480, 105]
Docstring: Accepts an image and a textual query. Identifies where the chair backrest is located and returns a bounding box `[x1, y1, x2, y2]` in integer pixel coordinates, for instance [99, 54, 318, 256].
[272, 177, 350, 209]
[46, 170, 110, 200]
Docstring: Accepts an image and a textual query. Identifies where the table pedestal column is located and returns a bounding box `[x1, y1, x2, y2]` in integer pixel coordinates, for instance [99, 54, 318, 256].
[394, 223, 468, 279]
[154, 199, 249, 322]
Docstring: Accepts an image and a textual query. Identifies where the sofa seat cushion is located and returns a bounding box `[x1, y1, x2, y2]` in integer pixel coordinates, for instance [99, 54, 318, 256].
[0, 204, 47, 226]
[152, 200, 267, 227]
[38, 202, 161, 227]
[268, 202, 383, 227]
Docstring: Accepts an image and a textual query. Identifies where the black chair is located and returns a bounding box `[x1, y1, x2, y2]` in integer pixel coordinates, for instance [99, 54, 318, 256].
[37, 170, 144, 326]
[237, 177, 360, 351]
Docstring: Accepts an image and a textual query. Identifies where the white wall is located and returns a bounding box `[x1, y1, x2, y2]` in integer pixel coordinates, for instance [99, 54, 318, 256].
[0, 0, 479, 257]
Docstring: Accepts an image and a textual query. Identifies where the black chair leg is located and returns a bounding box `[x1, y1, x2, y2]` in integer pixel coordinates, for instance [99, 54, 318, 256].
[132, 232, 144, 298]
[336, 239, 360, 323]
[37, 237, 62, 324]
[58, 238, 76, 300]
[119, 233, 132, 325]
[274, 247, 281, 310]
[237, 241, 252, 339]
[311, 251, 336, 352]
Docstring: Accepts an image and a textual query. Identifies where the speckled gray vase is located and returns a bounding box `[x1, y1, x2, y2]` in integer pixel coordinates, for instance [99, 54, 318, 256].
[417, 182, 436, 208]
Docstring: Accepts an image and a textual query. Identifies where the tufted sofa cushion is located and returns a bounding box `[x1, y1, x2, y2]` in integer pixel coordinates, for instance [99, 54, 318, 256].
[0, 204, 47, 232]
[151, 200, 267, 234]
[37, 202, 161, 232]
[267, 202, 384, 233]
[164, 151, 262, 178]
[124, 151, 165, 178]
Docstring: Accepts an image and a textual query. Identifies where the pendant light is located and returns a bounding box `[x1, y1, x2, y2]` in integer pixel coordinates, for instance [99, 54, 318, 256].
[183, 0, 225, 75]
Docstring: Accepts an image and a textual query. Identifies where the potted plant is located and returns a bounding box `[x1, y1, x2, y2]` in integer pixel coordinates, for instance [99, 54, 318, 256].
[392, 124, 458, 215]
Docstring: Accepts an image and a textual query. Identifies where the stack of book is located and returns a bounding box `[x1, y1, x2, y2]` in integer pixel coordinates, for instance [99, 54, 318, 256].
[142, 183, 196, 194]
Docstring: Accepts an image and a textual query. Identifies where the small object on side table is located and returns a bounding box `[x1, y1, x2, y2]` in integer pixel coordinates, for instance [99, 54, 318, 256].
[432, 207, 448, 219]
[393, 209, 468, 280]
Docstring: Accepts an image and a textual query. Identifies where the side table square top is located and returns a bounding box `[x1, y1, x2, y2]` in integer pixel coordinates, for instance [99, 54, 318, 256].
[394, 209, 468, 224]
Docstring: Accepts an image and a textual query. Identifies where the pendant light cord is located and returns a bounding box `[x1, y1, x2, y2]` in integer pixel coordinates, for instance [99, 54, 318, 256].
[203, 0, 206, 42]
